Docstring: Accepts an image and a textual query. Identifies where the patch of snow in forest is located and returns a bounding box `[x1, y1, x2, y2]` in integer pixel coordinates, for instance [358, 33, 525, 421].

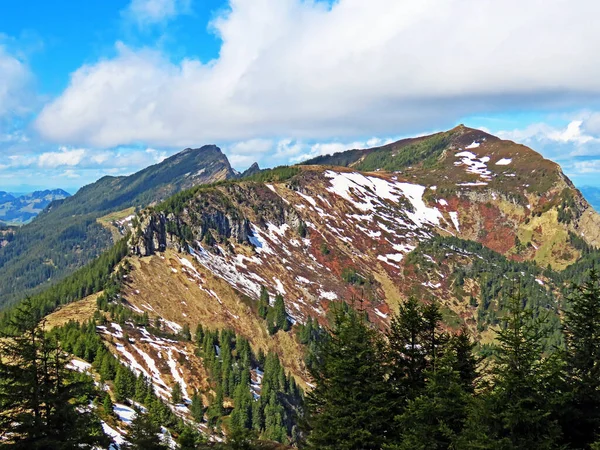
[166, 348, 190, 401]
[496, 158, 512, 165]
[318, 290, 338, 300]
[67, 359, 92, 373]
[114, 403, 136, 424]
[374, 308, 388, 319]
[449, 211, 460, 231]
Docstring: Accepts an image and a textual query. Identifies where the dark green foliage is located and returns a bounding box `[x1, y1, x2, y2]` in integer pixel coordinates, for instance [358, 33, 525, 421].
[303, 304, 391, 450]
[243, 166, 300, 183]
[172, 382, 184, 404]
[460, 292, 562, 449]
[273, 294, 290, 332]
[296, 316, 327, 372]
[301, 148, 370, 167]
[0, 236, 128, 324]
[179, 425, 206, 449]
[0, 298, 110, 448]
[196, 327, 302, 442]
[355, 132, 454, 172]
[261, 291, 290, 334]
[408, 236, 563, 347]
[340, 267, 365, 285]
[114, 364, 137, 402]
[191, 390, 205, 422]
[448, 326, 478, 393]
[123, 410, 168, 450]
[559, 268, 600, 448]
[258, 286, 270, 320]
[387, 353, 471, 450]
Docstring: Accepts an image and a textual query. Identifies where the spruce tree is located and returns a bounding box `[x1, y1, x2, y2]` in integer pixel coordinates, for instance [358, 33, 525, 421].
[462, 292, 561, 449]
[388, 352, 470, 450]
[258, 286, 270, 319]
[449, 326, 478, 393]
[273, 294, 290, 332]
[230, 370, 253, 432]
[103, 393, 115, 417]
[304, 304, 392, 450]
[114, 365, 132, 402]
[178, 425, 204, 449]
[123, 410, 167, 450]
[560, 268, 600, 448]
[171, 382, 183, 404]
[191, 391, 205, 422]
[0, 298, 110, 448]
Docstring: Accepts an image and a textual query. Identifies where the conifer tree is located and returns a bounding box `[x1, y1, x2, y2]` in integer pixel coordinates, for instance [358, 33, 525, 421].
[178, 425, 205, 449]
[387, 352, 470, 450]
[560, 268, 600, 448]
[449, 326, 478, 393]
[304, 303, 391, 449]
[114, 365, 134, 402]
[171, 382, 183, 404]
[0, 298, 110, 448]
[207, 384, 224, 426]
[258, 286, 270, 319]
[195, 324, 204, 344]
[263, 391, 287, 443]
[191, 390, 205, 422]
[273, 294, 290, 332]
[123, 410, 168, 450]
[230, 370, 253, 432]
[103, 393, 115, 417]
[461, 292, 561, 449]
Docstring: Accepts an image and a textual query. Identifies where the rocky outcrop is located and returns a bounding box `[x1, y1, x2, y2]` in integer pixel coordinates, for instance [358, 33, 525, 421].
[240, 162, 261, 178]
[130, 213, 167, 257]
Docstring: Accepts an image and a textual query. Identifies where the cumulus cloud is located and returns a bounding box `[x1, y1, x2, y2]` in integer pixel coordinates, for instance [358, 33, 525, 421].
[124, 0, 191, 26]
[36, 0, 600, 149]
[38, 147, 86, 168]
[497, 116, 600, 158]
[221, 135, 401, 170]
[0, 44, 33, 120]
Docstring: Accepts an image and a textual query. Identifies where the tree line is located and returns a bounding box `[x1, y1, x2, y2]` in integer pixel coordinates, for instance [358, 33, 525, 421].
[302, 270, 600, 450]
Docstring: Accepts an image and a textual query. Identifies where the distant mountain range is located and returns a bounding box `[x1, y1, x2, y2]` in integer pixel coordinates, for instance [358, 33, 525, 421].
[0, 189, 71, 225]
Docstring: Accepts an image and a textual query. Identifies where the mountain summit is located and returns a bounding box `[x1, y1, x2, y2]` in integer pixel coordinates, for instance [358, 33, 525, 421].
[0, 145, 236, 308]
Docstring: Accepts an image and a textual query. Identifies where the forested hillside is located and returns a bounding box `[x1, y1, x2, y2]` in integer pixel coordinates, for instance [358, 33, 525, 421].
[0, 145, 237, 308]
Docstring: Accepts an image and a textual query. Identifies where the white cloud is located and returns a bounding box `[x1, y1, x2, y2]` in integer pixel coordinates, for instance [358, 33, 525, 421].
[36, 0, 600, 149]
[60, 169, 81, 179]
[38, 147, 86, 168]
[0, 44, 33, 120]
[124, 0, 191, 26]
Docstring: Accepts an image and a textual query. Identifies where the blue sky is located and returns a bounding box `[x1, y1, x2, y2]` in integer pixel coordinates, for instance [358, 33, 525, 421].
[1, 0, 600, 193]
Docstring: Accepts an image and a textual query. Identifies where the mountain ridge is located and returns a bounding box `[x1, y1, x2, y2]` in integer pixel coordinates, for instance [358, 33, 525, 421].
[0, 188, 71, 225]
[9, 125, 600, 446]
[0, 145, 238, 308]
